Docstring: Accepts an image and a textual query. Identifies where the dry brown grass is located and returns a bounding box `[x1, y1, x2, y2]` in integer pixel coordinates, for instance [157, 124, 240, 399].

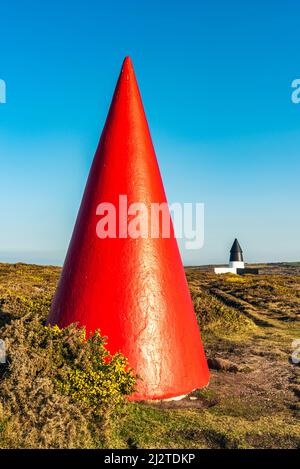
[1, 262, 299, 448]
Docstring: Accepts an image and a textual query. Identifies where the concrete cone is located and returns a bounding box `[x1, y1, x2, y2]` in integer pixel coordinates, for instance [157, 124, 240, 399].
[47, 57, 210, 400]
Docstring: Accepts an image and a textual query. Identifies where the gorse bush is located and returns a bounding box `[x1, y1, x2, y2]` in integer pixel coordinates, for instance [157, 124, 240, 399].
[51, 326, 136, 408]
[0, 292, 136, 448]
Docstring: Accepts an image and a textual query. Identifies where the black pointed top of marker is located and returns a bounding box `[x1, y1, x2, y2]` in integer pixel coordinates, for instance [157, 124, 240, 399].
[230, 238, 244, 262]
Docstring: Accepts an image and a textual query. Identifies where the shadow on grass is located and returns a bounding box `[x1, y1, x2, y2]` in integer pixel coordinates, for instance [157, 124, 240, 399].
[0, 301, 13, 329]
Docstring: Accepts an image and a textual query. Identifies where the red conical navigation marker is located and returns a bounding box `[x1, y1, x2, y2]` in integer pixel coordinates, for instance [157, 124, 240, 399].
[47, 57, 209, 400]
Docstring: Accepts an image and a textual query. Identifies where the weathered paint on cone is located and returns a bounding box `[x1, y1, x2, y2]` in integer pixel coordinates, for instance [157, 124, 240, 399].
[47, 57, 209, 400]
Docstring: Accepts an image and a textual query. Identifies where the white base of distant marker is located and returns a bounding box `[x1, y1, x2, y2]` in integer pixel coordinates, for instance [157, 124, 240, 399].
[214, 267, 238, 274]
[229, 261, 245, 269]
[214, 261, 245, 275]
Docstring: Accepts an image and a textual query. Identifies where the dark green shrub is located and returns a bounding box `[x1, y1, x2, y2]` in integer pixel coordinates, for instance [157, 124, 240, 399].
[0, 304, 136, 448]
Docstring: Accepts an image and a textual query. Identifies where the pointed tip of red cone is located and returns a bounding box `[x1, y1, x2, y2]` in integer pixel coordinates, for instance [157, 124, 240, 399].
[123, 55, 132, 64]
[121, 56, 134, 73]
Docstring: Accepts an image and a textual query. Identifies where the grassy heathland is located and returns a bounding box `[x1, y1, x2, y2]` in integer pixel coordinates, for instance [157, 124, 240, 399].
[0, 262, 299, 448]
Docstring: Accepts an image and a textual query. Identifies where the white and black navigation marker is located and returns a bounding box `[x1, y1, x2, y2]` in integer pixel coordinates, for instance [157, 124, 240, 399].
[214, 238, 253, 275]
[229, 238, 245, 269]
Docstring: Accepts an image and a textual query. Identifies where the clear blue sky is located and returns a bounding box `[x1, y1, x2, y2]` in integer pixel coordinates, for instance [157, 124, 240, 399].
[0, 0, 299, 265]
